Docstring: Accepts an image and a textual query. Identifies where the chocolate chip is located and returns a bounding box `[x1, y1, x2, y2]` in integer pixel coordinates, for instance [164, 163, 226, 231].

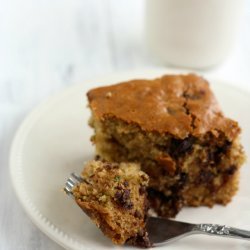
[116, 185, 123, 190]
[104, 163, 112, 170]
[147, 188, 171, 203]
[139, 186, 146, 195]
[147, 188, 184, 218]
[114, 189, 133, 210]
[196, 170, 215, 184]
[114, 191, 122, 200]
[123, 181, 129, 187]
[126, 230, 152, 248]
[209, 140, 232, 165]
[124, 201, 134, 209]
[114, 234, 121, 240]
[207, 150, 215, 164]
[123, 189, 130, 200]
[225, 165, 237, 175]
[178, 172, 188, 186]
[95, 155, 101, 160]
[177, 138, 194, 154]
[170, 137, 195, 158]
[217, 140, 232, 154]
[134, 210, 142, 219]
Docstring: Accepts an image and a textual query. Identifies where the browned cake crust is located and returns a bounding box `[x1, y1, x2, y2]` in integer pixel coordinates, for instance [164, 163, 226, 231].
[87, 74, 239, 140]
[87, 74, 245, 218]
[73, 161, 151, 247]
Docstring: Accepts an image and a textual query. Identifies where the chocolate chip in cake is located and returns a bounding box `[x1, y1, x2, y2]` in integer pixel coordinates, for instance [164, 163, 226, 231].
[134, 210, 142, 219]
[178, 172, 188, 187]
[127, 230, 152, 248]
[147, 188, 183, 218]
[104, 163, 112, 170]
[114, 190, 123, 200]
[123, 181, 129, 187]
[95, 155, 101, 160]
[114, 189, 133, 210]
[197, 170, 215, 184]
[217, 140, 232, 154]
[208, 140, 232, 165]
[170, 137, 195, 158]
[116, 185, 123, 190]
[225, 165, 237, 175]
[139, 186, 146, 195]
[124, 201, 134, 210]
[123, 189, 130, 200]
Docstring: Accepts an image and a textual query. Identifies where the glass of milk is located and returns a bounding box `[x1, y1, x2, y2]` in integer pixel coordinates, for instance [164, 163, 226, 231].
[145, 0, 244, 69]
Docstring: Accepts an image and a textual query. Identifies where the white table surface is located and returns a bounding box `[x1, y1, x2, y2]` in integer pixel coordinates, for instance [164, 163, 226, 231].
[1, 1, 250, 249]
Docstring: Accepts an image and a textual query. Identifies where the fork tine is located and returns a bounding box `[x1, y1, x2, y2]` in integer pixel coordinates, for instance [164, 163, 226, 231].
[65, 183, 73, 192]
[71, 173, 84, 182]
[67, 178, 76, 187]
[64, 186, 73, 194]
[64, 186, 71, 193]
[64, 172, 83, 198]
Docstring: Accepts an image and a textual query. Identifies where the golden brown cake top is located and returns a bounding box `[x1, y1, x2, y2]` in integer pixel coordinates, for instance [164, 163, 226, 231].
[87, 74, 240, 140]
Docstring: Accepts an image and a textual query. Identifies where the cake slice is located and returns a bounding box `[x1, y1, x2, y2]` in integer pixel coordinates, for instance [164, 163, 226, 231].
[72, 160, 151, 247]
[87, 74, 245, 218]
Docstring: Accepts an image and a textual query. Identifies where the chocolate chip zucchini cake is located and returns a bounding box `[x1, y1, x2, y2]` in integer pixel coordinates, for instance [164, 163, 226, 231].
[87, 74, 245, 218]
[73, 160, 151, 247]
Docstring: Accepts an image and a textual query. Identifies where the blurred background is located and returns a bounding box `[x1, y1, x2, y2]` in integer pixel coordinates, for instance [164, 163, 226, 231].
[0, 0, 250, 249]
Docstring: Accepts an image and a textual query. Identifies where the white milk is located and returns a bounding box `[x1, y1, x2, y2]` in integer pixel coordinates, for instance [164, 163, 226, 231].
[145, 0, 244, 68]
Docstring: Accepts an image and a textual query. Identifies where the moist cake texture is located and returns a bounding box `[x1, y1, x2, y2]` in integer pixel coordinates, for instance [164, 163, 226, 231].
[73, 160, 150, 247]
[87, 74, 245, 218]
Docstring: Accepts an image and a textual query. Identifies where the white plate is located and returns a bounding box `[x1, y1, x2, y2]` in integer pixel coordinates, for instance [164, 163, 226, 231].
[10, 70, 250, 250]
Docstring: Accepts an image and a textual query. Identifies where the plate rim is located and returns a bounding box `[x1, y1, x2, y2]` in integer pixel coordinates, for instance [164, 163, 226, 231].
[9, 70, 250, 250]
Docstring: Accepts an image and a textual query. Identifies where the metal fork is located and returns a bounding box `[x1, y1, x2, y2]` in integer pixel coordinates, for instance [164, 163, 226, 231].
[64, 173, 250, 246]
[146, 217, 250, 246]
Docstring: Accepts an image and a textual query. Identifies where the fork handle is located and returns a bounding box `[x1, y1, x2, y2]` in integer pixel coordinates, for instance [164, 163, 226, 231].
[194, 223, 250, 241]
